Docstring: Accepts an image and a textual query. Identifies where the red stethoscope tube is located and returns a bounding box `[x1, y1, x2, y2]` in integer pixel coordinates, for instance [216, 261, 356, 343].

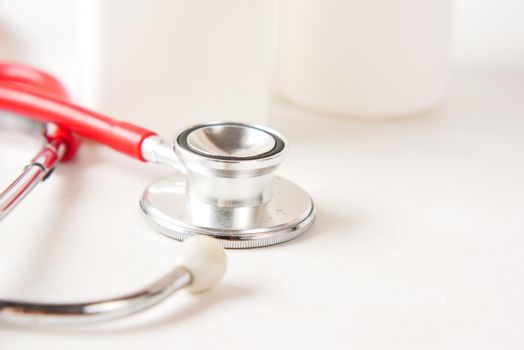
[0, 62, 157, 161]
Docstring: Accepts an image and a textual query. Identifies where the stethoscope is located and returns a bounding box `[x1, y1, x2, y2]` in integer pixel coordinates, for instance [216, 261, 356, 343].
[0, 62, 315, 325]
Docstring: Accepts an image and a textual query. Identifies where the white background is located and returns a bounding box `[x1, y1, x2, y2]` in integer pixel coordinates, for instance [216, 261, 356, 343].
[1, 0, 524, 349]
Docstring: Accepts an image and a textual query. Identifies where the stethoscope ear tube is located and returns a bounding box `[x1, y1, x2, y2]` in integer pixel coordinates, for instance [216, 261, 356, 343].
[0, 123, 70, 221]
[0, 236, 226, 325]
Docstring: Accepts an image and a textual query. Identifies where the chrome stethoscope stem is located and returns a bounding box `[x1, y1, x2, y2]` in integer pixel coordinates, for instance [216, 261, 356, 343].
[0, 138, 66, 222]
[0, 267, 191, 325]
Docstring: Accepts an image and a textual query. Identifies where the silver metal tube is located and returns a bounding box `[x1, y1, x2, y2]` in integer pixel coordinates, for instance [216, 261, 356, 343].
[0, 266, 191, 325]
[0, 166, 46, 221]
[0, 142, 64, 222]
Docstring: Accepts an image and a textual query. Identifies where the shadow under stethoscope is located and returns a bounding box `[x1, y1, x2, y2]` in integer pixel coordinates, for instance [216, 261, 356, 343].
[110, 284, 252, 333]
[277, 205, 348, 248]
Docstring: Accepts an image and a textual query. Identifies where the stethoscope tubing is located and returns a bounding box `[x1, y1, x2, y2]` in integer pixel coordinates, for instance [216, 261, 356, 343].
[0, 62, 156, 161]
[0, 62, 175, 324]
[0, 61, 228, 326]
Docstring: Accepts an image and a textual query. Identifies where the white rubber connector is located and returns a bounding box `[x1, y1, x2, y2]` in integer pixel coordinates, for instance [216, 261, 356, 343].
[176, 235, 227, 293]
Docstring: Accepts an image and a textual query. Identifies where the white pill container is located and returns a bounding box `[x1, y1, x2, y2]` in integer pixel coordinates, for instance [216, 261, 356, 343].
[275, 0, 454, 118]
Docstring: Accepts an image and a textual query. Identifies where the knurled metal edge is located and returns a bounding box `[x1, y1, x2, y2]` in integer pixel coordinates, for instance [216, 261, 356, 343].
[140, 201, 316, 249]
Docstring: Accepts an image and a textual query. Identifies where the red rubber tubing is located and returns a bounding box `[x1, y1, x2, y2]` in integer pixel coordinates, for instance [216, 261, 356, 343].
[0, 62, 80, 160]
[0, 62, 156, 161]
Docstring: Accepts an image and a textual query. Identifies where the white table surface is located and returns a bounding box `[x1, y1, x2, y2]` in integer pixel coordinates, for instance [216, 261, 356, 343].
[0, 67, 523, 349]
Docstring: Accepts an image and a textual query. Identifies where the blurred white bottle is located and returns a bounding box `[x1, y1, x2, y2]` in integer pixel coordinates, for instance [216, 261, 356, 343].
[0, 0, 81, 93]
[275, 0, 453, 118]
[79, 0, 273, 137]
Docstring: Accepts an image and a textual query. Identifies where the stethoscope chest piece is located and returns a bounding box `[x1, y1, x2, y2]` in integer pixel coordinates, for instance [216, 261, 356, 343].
[140, 122, 315, 248]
